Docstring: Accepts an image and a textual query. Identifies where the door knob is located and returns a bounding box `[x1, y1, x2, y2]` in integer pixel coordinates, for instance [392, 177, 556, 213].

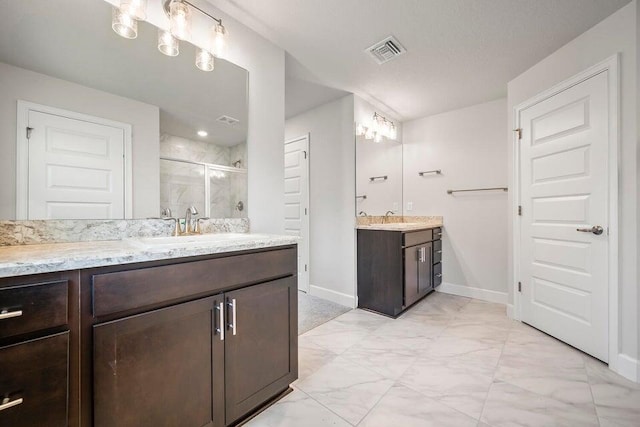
[576, 225, 604, 235]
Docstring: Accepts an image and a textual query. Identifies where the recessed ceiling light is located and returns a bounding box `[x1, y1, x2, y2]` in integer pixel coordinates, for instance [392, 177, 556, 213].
[197, 130, 208, 137]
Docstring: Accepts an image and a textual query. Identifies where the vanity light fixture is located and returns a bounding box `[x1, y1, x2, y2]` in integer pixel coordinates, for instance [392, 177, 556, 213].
[111, 0, 228, 72]
[112, 7, 138, 39]
[158, 29, 180, 56]
[356, 112, 397, 142]
[197, 130, 208, 137]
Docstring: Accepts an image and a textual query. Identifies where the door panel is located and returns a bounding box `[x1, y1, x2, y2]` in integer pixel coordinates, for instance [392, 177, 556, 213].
[519, 71, 609, 361]
[403, 246, 420, 307]
[224, 277, 297, 425]
[93, 296, 224, 427]
[27, 110, 126, 219]
[284, 136, 309, 292]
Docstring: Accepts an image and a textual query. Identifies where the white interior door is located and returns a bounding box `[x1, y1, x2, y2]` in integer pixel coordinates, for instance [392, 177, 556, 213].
[26, 109, 127, 219]
[519, 71, 609, 361]
[284, 135, 310, 293]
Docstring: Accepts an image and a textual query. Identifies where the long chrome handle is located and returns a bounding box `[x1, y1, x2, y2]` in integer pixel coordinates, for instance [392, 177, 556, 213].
[576, 225, 604, 235]
[216, 302, 224, 341]
[0, 397, 23, 412]
[0, 309, 22, 320]
[227, 299, 237, 336]
[419, 247, 426, 263]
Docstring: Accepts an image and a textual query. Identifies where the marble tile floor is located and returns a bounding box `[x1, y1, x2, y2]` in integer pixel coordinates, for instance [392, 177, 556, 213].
[247, 292, 640, 427]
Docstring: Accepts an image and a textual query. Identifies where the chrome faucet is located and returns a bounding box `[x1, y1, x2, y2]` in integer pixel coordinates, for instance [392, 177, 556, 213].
[184, 206, 199, 234]
[358, 211, 368, 217]
[383, 210, 395, 223]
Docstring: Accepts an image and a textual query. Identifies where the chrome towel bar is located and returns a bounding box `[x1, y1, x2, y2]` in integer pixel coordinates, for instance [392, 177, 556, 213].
[418, 169, 442, 176]
[369, 175, 388, 182]
[447, 187, 508, 194]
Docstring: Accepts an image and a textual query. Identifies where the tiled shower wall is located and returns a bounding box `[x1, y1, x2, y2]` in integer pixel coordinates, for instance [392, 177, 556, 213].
[160, 134, 247, 218]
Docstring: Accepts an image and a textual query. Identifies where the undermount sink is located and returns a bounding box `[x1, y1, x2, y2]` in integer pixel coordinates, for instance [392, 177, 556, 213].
[128, 233, 255, 248]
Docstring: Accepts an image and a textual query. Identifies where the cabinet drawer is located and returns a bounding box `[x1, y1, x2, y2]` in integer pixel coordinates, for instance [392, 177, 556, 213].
[433, 244, 442, 264]
[92, 247, 297, 317]
[433, 263, 442, 287]
[0, 332, 69, 427]
[0, 281, 68, 340]
[432, 228, 443, 240]
[404, 230, 433, 247]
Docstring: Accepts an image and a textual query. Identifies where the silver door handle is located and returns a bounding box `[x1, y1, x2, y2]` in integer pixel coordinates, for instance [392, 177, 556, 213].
[435, 273, 442, 278]
[436, 250, 442, 254]
[216, 302, 224, 341]
[0, 309, 22, 320]
[227, 299, 237, 336]
[0, 397, 23, 412]
[576, 225, 604, 235]
[420, 247, 426, 263]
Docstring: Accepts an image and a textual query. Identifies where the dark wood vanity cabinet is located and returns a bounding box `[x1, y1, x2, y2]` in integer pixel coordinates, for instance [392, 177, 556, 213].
[87, 246, 297, 427]
[358, 227, 442, 317]
[0, 273, 78, 427]
[0, 245, 297, 427]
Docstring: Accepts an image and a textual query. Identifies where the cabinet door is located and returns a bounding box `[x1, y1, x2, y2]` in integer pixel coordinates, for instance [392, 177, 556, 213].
[403, 246, 420, 307]
[418, 243, 433, 296]
[93, 296, 224, 427]
[0, 332, 68, 427]
[224, 277, 297, 425]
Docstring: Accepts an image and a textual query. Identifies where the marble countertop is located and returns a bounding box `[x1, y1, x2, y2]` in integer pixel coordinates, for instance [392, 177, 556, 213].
[356, 222, 443, 232]
[0, 233, 298, 278]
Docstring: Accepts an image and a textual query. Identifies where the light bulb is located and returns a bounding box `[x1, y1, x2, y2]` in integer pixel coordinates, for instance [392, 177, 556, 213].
[112, 7, 137, 39]
[196, 48, 215, 72]
[170, 0, 191, 41]
[119, 0, 147, 20]
[374, 132, 383, 143]
[158, 29, 179, 56]
[356, 123, 366, 136]
[210, 23, 227, 57]
[389, 123, 397, 140]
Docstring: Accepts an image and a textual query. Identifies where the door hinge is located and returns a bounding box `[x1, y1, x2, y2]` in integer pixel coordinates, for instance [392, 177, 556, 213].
[26, 127, 33, 139]
[304, 264, 308, 272]
[303, 150, 307, 159]
[304, 208, 308, 215]
[518, 205, 522, 216]
[514, 128, 522, 140]
[517, 282, 522, 292]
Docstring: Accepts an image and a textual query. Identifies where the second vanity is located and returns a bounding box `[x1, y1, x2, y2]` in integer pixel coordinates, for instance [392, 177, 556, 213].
[357, 222, 442, 317]
[0, 233, 298, 427]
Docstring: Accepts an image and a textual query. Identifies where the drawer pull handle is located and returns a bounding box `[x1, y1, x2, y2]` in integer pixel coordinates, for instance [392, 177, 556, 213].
[435, 273, 442, 278]
[227, 298, 237, 336]
[216, 302, 225, 341]
[0, 397, 23, 412]
[436, 250, 442, 254]
[0, 309, 22, 320]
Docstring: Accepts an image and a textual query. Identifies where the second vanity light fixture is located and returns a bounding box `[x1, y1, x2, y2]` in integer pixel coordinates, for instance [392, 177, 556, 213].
[112, 0, 228, 72]
[356, 112, 397, 142]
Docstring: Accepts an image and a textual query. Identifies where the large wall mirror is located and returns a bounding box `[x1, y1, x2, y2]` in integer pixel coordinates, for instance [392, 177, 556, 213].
[355, 134, 403, 217]
[0, 0, 248, 220]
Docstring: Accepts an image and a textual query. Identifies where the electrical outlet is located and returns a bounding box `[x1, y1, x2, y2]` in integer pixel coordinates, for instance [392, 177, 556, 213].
[407, 202, 413, 211]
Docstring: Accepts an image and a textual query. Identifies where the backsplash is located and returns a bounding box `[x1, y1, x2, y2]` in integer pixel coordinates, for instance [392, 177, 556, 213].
[0, 218, 250, 246]
[356, 215, 443, 226]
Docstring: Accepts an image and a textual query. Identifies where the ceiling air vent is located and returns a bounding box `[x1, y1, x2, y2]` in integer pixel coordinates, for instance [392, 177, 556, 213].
[217, 115, 240, 126]
[366, 36, 406, 64]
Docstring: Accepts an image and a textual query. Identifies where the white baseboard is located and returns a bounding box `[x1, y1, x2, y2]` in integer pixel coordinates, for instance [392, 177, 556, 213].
[309, 285, 355, 308]
[437, 282, 508, 305]
[506, 303, 515, 319]
[615, 353, 640, 383]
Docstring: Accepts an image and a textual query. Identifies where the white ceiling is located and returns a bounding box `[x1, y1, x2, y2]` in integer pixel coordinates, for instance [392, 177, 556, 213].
[208, 0, 630, 121]
[0, 0, 248, 146]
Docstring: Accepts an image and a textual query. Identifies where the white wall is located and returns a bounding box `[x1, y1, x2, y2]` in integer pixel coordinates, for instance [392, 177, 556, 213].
[0, 61, 160, 219]
[507, 1, 638, 380]
[285, 95, 356, 307]
[403, 99, 509, 302]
